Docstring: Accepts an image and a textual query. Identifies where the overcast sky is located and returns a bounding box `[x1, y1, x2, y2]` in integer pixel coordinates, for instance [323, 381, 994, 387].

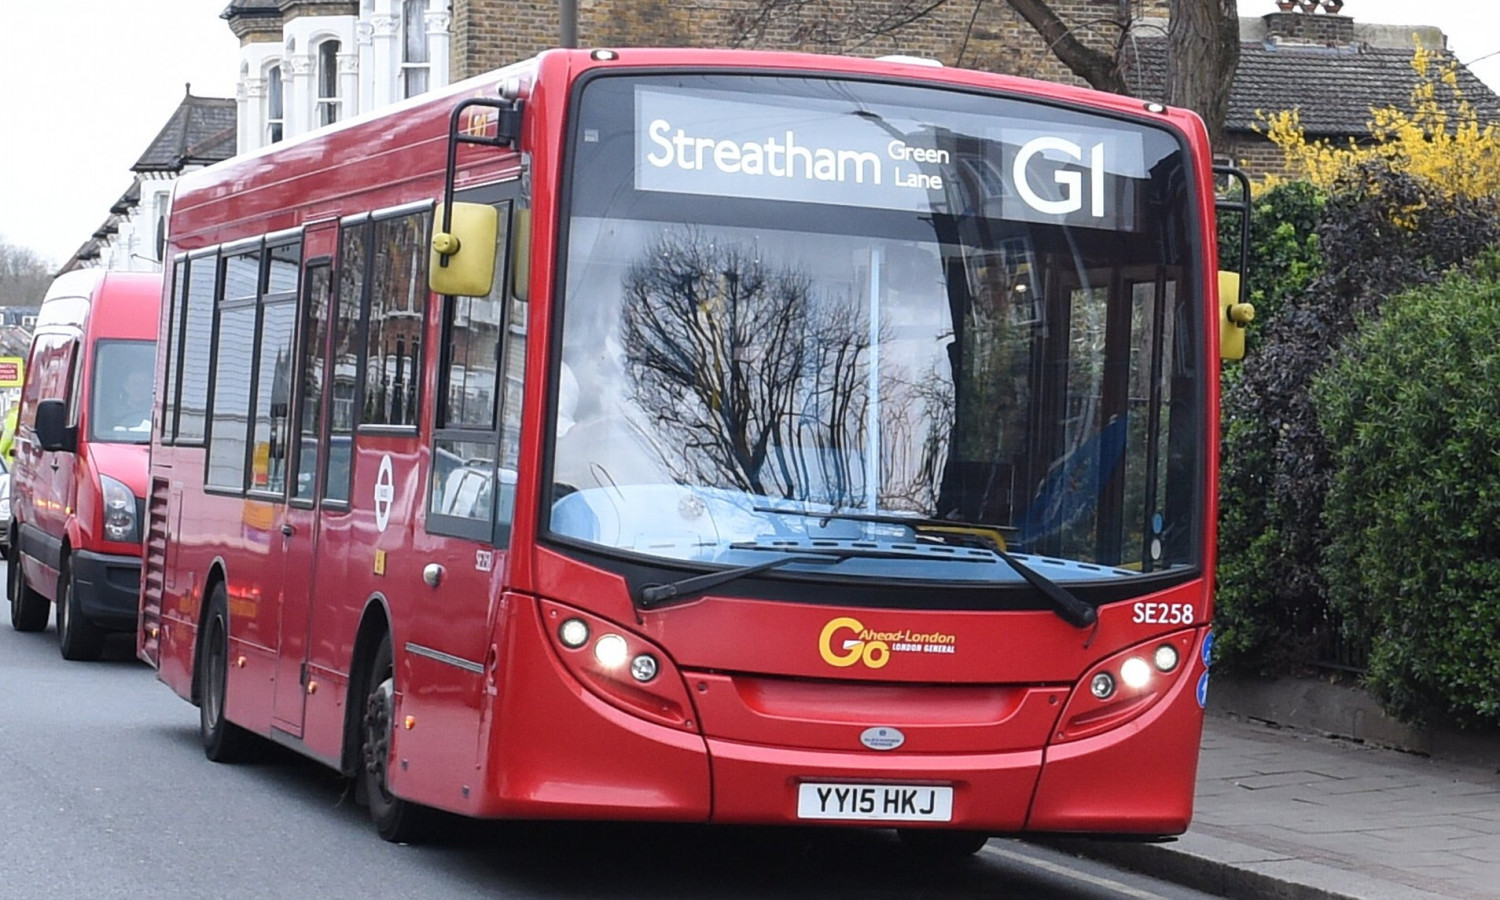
[1, 1, 1497, 270]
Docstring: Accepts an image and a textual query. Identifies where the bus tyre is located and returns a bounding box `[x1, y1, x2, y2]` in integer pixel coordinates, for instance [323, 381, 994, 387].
[8, 542, 50, 633]
[199, 583, 257, 762]
[56, 560, 105, 661]
[897, 828, 990, 858]
[361, 633, 434, 843]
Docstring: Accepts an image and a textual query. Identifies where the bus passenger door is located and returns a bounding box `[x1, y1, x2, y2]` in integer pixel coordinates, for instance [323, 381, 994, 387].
[272, 231, 339, 736]
[414, 190, 525, 776]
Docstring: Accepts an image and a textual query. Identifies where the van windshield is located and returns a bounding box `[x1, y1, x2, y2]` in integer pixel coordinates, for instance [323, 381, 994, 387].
[90, 339, 155, 444]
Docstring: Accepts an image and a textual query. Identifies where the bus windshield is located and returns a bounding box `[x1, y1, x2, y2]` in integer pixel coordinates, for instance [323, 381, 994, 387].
[547, 73, 1203, 585]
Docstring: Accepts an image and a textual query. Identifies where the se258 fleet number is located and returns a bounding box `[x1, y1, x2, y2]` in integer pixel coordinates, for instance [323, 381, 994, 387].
[1132, 602, 1195, 625]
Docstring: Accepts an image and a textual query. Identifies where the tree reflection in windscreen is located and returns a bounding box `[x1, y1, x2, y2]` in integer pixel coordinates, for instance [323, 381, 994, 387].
[618, 229, 883, 507]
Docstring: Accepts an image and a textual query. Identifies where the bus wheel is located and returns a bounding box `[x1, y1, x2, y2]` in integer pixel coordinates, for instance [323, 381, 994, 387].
[361, 633, 434, 843]
[199, 582, 256, 762]
[897, 828, 990, 858]
[7, 543, 49, 633]
[56, 560, 105, 661]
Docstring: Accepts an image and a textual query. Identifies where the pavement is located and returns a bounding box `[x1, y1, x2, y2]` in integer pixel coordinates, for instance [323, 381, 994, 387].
[1049, 681, 1500, 900]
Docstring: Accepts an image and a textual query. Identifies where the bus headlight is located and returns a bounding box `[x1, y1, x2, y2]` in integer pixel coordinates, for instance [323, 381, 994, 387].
[1154, 643, 1180, 673]
[1120, 657, 1152, 689]
[100, 475, 139, 544]
[630, 654, 659, 683]
[541, 600, 697, 731]
[558, 618, 589, 648]
[1053, 628, 1199, 744]
[594, 633, 629, 668]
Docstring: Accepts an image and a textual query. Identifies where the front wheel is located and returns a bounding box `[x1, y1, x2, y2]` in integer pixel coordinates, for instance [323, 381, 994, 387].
[897, 828, 991, 858]
[360, 633, 434, 843]
[56, 560, 105, 661]
[198, 582, 257, 762]
[8, 542, 49, 633]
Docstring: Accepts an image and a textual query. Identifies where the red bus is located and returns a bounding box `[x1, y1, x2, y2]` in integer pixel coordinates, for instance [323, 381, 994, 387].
[141, 47, 1249, 853]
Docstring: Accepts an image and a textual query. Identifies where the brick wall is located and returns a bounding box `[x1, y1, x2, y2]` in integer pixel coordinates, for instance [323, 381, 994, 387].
[451, 0, 1171, 86]
[444, 1, 1314, 178]
[1261, 11, 1354, 45]
[1224, 133, 1292, 177]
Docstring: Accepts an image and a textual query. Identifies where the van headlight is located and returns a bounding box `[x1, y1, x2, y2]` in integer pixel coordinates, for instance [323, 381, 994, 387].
[100, 475, 140, 544]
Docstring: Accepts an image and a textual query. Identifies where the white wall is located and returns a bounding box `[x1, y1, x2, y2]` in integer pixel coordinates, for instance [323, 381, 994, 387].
[235, 0, 451, 156]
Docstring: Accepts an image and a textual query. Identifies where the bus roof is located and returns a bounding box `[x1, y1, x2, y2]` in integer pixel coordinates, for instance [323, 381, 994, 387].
[167, 48, 1210, 251]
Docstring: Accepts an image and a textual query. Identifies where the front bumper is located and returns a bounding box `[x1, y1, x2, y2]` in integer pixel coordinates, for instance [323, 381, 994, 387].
[70, 548, 141, 632]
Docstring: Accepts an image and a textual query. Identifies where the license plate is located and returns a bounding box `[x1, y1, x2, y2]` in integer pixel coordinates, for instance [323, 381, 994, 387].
[796, 782, 953, 822]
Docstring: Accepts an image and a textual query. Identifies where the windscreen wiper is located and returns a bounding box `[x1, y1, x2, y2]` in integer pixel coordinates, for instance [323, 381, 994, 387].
[753, 506, 1098, 629]
[636, 552, 845, 609]
[638, 539, 1002, 609]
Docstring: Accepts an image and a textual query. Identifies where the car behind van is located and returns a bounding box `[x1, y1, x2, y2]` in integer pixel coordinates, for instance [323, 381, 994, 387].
[7, 270, 161, 660]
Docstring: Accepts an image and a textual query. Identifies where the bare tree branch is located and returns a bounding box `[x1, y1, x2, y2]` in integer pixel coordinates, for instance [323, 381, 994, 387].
[720, 0, 1241, 150]
[1004, 0, 1128, 93]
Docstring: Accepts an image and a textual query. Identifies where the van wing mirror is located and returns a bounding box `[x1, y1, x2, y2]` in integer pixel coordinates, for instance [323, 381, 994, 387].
[430, 202, 499, 297]
[34, 399, 76, 453]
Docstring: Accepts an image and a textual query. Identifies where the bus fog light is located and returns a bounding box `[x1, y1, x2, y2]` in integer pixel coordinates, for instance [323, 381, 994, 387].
[1153, 644, 1180, 672]
[630, 654, 659, 682]
[558, 618, 589, 648]
[1090, 672, 1115, 699]
[1120, 657, 1152, 689]
[594, 633, 628, 668]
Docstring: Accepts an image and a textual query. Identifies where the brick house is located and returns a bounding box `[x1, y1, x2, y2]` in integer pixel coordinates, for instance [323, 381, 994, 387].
[448, 1, 1500, 173]
[1123, 11, 1500, 171]
[449, 0, 1169, 88]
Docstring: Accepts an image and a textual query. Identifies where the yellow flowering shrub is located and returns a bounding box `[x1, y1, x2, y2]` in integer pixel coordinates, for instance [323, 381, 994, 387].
[1256, 45, 1500, 200]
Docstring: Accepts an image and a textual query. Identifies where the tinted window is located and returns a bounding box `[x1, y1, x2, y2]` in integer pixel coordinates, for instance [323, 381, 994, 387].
[362, 211, 428, 428]
[207, 304, 255, 490]
[293, 263, 332, 503]
[250, 300, 296, 494]
[326, 222, 368, 503]
[177, 255, 218, 443]
[163, 259, 185, 439]
[427, 199, 524, 544]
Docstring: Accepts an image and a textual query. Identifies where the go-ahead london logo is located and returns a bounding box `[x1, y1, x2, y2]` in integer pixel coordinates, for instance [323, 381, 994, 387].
[818, 616, 957, 669]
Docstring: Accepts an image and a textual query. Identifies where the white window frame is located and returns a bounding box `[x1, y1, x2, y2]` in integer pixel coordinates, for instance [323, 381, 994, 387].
[316, 39, 343, 127]
[399, 0, 430, 100]
[266, 62, 285, 144]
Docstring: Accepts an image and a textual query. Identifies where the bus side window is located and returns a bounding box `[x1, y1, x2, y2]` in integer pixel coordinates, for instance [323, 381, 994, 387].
[427, 198, 520, 544]
[325, 218, 370, 505]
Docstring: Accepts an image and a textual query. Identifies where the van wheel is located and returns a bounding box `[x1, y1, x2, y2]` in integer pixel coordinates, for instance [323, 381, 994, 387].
[56, 560, 105, 661]
[199, 582, 256, 762]
[360, 633, 434, 842]
[8, 542, 49, 632]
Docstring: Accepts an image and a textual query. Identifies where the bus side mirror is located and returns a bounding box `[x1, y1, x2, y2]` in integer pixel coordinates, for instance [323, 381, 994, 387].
[1219, 270, 1255, 361]
[34, 398, 76, 453]
[430, 202, 499, 297]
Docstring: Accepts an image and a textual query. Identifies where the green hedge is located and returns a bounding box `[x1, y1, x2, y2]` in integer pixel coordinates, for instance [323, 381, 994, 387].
[1213, 181, 1326, 670]
[1215, 161, 1500, 680]
[1315, 266, 1500, 727]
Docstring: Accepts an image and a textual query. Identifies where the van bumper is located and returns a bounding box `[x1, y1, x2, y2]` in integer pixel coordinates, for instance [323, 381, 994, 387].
[71, 549, 141, 632]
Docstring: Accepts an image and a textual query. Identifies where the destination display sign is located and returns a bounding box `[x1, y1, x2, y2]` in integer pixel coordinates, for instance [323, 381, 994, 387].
[633, 86, 1148, 231]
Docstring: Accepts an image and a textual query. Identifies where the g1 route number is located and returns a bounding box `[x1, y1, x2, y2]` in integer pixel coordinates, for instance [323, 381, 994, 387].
[1132, 602, 1195, 625]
